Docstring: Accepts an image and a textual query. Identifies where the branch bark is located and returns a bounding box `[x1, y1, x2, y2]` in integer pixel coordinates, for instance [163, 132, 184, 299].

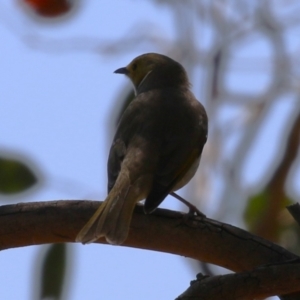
[176, 263, 300, 300]
[0, 200, 300, 299]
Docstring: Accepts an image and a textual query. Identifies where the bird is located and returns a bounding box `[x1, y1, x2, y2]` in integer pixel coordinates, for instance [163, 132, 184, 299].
[76, 53, 208, 245]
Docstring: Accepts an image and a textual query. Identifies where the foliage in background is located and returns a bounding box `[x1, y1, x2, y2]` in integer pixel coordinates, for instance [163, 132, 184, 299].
[0, 155, 36, 194]
[38, 244, 67, 300]
[1, 0, 300, 299]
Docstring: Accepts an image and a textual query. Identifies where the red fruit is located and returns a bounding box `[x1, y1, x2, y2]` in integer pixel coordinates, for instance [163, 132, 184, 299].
[21, 0, 71, 17]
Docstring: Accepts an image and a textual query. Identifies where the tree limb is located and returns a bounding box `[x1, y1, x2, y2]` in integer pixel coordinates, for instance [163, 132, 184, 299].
[0, 200, 300, 299]
[176, 263, 300, 300]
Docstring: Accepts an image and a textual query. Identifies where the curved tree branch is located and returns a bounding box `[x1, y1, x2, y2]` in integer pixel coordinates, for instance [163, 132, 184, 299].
[0, 200, 298, 267]
[176, 263, 300, 300]
[1, 200, 300, 299]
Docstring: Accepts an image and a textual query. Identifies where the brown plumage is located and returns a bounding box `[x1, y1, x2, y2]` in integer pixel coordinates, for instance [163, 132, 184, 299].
[76, 53, 208, 245]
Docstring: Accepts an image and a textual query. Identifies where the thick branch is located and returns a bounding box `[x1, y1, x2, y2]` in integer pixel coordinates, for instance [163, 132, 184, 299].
[0, 200, 298, 272]
[176, 263, 300, 300]
[2, 200, 300, 299]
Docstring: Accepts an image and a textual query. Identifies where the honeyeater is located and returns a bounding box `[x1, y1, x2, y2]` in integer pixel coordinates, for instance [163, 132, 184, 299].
[76, 53, 208, 245]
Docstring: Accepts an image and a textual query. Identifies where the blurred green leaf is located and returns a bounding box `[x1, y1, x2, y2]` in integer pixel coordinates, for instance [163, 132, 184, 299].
[40, 244, 66, 300]
[0, 157, 37, 194]
[244, 190, 269, 230]
[244, 190, 293, 230]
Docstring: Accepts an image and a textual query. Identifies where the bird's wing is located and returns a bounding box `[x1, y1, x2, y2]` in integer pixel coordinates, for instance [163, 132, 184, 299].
[144, 90, 208, 213]
[144, 146, 202, 213]
[107, 93, 163, 193]
[107, 138, 126, 193]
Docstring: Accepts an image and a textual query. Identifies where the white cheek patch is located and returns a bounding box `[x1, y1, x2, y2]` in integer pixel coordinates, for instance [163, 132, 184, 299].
[137, 70, 153, 91]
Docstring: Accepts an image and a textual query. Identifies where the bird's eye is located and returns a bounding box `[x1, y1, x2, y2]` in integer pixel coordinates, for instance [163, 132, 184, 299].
[132, 63, 137, 71]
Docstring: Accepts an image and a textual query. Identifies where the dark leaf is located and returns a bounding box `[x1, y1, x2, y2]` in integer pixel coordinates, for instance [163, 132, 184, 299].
[40, 244, 66, 300]
[0, 157, 37, 194]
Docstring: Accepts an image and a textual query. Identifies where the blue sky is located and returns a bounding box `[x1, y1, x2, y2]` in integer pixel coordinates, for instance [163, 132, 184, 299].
[1, 1, 299, 299]
[0, 1, 202, 299]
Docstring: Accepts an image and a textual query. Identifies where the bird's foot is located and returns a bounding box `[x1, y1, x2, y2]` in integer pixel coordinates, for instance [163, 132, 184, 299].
[170, 192, 206, 218]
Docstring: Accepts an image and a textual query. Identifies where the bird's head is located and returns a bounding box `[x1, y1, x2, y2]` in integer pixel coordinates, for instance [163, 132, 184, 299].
[114, 53, 189, 95]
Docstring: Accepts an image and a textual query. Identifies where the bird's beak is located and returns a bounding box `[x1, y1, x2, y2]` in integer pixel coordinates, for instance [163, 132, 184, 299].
[114, 67, 129, 75]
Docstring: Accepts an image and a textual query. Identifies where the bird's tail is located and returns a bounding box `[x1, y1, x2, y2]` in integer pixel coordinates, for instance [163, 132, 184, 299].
[76, 170, 138, 245]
